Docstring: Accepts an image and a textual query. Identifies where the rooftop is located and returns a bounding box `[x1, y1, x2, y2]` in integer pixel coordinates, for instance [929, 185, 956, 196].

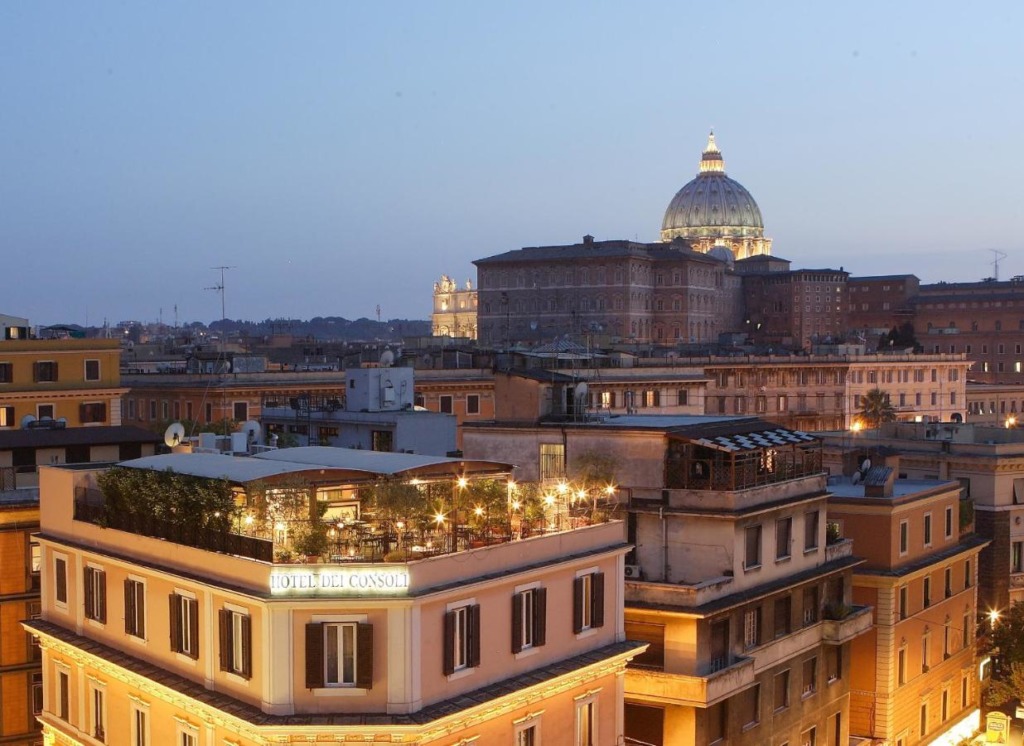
[827, 475, 956, 500]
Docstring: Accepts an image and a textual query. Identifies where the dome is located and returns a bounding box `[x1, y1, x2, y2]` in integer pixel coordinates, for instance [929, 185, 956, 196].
[661, 132, 766, 244]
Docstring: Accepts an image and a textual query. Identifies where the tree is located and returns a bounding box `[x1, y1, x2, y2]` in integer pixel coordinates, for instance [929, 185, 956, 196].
[985, 602, 1024, 707]
[859, 388, 897, 429]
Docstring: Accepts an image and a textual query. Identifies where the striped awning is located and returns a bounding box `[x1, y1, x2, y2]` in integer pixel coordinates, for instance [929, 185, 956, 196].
[692, 428, 818, 453]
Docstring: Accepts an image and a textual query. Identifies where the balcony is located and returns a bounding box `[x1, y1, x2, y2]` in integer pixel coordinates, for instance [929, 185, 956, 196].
[825, 537, 853, 563]
[626, 655, 755, 708]
[821, 604, 872, 645]
[1010, 573, 1024, 589]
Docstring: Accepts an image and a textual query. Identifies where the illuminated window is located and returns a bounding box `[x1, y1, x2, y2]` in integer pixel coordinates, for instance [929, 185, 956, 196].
[574, 572, 605, 633]
[576, 696, 597, 746]
[444, 603, 481, 674]
[219, 608, 252, 678]
[84, 566, 106, 623]
[305, 619, 373, 688]
[170, 592, 199, 659]
[513, 587, 547, 653]
[125, 578, 146, 638]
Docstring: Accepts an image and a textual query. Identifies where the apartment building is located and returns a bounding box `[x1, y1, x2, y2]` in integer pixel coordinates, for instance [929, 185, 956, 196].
[0, 488, 41, 746]
[26, 447, 641, 745]
[463, 415, 873, 745]
[828, 465, 987, 745]
[819, 422, 1024, 615]
[0, 320, 125, 429]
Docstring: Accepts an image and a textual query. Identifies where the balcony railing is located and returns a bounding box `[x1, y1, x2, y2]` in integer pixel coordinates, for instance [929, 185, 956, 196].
[73, 498, 274, 563]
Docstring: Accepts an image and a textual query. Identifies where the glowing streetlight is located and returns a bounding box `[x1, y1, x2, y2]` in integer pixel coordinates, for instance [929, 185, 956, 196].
[1005, 416, 1017, 429]
[850, 420, 863, 433]
[473, 506, 484, 517]
[457, 477, 468, 489]
[434, 512, 447, 525]
[989, 609, 1001, 627]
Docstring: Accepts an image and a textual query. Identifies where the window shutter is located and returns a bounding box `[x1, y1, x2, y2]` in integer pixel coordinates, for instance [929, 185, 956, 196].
[511, 592, 523, 654]
[32, 362, 40, 382]
[97, 571, 106, 624]
[468, 604, 481, 668]
[84, 567, 94, 618]
[52, 362, 58, 381]
[240, 615, 252, 679]
[534, 587, 547, 647]
[573, 577, 584, 634]
[123, 579, 134, 634]
[443, 611, 456, 676]
[188, 599, 199, 659]
[169, 594, 181, 653]
[218, 610, 231, 672]
[305, 623, 324, 688]
[592, 572, 606, 629]
[356, 623, 374, 689]
[55, 560, 66, 603]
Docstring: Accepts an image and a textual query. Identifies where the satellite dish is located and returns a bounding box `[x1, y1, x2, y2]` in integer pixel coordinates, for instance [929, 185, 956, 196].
[379, 349, 394, 367]
[21, 414, 36, 429]
[56, 417, 68, 429]
[164, 422, 186, 448]
[241, 420, 262, 444]
[574, 382, 589, 400]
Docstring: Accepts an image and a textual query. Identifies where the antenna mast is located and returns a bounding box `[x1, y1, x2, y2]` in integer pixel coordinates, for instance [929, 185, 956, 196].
[991, 250, 1008, 281]
[206, 266, 235, 321]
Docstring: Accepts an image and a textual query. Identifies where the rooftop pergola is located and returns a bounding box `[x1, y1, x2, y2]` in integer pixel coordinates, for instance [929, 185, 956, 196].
[665, 421, 822, 491]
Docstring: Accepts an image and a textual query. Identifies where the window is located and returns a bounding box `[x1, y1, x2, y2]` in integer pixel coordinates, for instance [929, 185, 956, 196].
[897, 646, 907, 685]
[922, 634, 930, 673]
[177, 724, 198, 746]
[219, 608, 252, 678]
[85, 359, 100, 381]
[0, 362, 12, 383]
[706, 699, 727, 742]
[539, 443, 566, 481]
[899, 520, 909, 555]
[802, 585, 819, 626]
[233, 401, 248, 421]
[944, 568, 953, 598]
[512, 587, 547, 653]
[573, 572, 605, 633]
[516, 722, 539, 746]
[899, 586, 908, 620]
[965, 559, 972, 588]
[305, 620, 374, 688]
[54, 556, 68, 606]
[0, 405, 14, 427]
[774, 595, 792, 637]
[444, 604, 481, 674]
[204, 402, 212, 422]
[776, 517, 792, 560]
[774, 669, 790, 711]
[945, 506, 954, 538]
[923, 576, 931, 608]
[743, 607, 761, 648]
[827, 646, 842, 682]
[57, 667, 70, 720]
[169, 592, 199, 659]
[131, 703, 149, 746]
[804, 511, 819, 551]
[84, 566, 107, 623]
[920, 703, 928, 739]
[91, 683, 106, 742]
[744, 525, 762, 569]
[466, 394, 480, 415]
[576, 697, 597, 746]
[30, 541, 41, 589]
[962, 674, 969, 708]
[31, 671, 43, 716]
[33, 361, 58, 382]
[439, 395, 453, 414]
[802, 656, 818, 696]
[80, 401, 107, 423]
[743, 683, 760, 727]
[37, 403, 54, 420]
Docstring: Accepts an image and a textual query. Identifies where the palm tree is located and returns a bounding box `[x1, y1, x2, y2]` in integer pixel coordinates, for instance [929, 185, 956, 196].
[858, 388, 897, 429]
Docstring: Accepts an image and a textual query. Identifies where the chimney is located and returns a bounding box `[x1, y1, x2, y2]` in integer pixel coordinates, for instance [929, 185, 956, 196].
[583, 234, 594, 246]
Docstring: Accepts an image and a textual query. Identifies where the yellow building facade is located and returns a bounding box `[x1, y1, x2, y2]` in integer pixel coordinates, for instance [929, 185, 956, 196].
[0, 338, 126, 429]
[0, 490, 41, 746]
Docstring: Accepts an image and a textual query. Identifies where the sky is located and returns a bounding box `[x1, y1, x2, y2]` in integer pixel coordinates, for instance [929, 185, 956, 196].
[2, 1, 1024, 326]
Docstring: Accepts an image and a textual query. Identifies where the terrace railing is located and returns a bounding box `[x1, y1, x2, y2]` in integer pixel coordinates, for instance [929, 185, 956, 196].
[73, 492, 273, 563]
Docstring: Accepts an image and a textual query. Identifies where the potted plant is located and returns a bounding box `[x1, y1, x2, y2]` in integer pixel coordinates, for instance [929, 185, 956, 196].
[293, 523, 330, 563]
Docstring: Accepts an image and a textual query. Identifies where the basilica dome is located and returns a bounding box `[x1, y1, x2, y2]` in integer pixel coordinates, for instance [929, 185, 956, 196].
[660, 133, 771, 258]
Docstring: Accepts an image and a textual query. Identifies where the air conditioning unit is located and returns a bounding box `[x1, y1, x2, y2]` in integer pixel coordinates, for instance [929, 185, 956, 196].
[624, 565, 642, 580]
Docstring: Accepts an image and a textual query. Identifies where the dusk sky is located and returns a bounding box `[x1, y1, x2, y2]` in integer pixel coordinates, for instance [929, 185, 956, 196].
[3, 2, 1023, 326]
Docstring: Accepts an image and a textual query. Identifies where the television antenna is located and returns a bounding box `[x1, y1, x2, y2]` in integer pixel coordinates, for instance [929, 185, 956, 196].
[991, 250, 1008, 281]
[205, 266, 235, 322]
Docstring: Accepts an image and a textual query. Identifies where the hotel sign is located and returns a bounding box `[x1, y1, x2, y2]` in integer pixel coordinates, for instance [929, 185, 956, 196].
[270, 566, 410, 595]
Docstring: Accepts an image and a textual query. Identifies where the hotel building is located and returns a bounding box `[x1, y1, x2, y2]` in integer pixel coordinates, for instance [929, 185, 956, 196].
[26, 447, 641, 745]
